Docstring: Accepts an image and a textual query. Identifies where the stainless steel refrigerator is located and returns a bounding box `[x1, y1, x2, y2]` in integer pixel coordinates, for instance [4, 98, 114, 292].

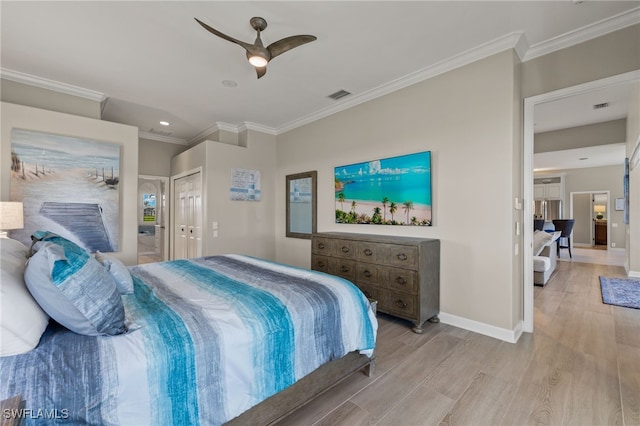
[534, 199, 562, 222]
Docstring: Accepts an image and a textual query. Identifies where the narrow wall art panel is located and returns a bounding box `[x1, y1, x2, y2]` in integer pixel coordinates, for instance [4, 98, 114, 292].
[10, 129, 121, 252]
[335, 151, 432, 226]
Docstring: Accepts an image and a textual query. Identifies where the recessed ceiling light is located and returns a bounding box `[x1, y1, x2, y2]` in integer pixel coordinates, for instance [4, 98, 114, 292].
[159, 121, 170, 126]
[222, 80, 238, 88]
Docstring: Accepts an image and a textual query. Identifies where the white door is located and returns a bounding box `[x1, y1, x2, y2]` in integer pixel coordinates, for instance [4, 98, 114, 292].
[173, 171, 202, 259]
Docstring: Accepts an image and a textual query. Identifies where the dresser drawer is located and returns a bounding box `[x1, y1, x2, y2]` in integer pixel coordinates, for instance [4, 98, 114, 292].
[387, 267, 418, 294]
[356, 242, 381, 263]
[384, 244, 418, 269]
[356, 263, 383, 285]
[311, 255, 330, 273]
[356, 283, 381, 303]
[312, 237, 333, 255]
[329, 259, 356, 281]
[385, 291, 418, 318]
[333, 239, 357, 259]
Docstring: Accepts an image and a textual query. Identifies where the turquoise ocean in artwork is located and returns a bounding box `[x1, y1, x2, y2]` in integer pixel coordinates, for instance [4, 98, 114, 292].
[335, 151, 431, 206]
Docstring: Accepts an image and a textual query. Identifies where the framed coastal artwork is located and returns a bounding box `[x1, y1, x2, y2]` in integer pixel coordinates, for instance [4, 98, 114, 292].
[10, 128, 121, 252]
[335, 151, 432, 226]
[230, 168, 261, 201]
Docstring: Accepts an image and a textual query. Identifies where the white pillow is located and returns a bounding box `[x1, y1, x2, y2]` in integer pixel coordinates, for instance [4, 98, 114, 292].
[95, 251, 134, 294]
[533, 230, 553, 256]
[0, 238, 49, 356]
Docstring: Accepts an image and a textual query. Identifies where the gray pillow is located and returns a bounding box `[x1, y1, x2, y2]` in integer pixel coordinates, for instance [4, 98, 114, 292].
[24, 234, 126, 336]
[533, 230, 553, 256]
[95, 251, 134, 295]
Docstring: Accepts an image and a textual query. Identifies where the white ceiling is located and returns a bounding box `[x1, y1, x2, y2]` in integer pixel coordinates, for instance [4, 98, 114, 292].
[1, 1, 638, 161]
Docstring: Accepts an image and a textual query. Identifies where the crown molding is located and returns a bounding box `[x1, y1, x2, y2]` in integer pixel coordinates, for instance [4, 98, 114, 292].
[138, 131, 188, 145]
[187, 122, 220, 145]
[0, 68, 106, 102]
[523, 7, 640, 61]
[239, 122, 277, 135]
[276, 31, 526, 134]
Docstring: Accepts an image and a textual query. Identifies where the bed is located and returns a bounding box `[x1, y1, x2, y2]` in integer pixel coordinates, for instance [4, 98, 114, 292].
[0, 235, 377, 425]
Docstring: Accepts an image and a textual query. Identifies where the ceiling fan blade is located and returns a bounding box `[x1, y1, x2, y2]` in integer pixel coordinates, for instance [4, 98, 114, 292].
[194, 18, 253, 51]
[256, 66, 267, 79]
[267, 35, 317, 59]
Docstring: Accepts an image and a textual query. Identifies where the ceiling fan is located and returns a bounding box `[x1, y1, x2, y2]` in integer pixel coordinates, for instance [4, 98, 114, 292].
[195, 17, 317, 79]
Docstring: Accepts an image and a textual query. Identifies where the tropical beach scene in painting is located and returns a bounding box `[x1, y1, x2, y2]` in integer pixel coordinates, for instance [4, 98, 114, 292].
[10, 129, 121, 252]
[335, 151, 432, 226]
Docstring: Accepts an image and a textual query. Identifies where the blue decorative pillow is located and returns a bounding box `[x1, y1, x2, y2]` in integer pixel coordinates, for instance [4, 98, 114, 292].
[24, 232, 127, 336]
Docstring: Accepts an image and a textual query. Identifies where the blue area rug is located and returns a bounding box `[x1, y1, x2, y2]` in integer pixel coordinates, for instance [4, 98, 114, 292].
[600, 276, 640, 310]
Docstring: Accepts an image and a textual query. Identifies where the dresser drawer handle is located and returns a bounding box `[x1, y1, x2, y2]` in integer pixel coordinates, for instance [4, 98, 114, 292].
[397, 253, 408, 261]
[318, 243, 325, 249]
[364, 248, 373, 256]
[363, 270, 372, 278]
[341, 246, 350, 253]
[340, 265, 350, 273]
[317, 261, 326, 268]
[395, 276, 407, 285]
[394, 300, 407, 309]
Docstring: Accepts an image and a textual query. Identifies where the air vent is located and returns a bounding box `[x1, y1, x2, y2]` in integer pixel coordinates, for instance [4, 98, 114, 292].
[327, 89, 351, 100]
[149, 128, 172, 136]
[593, 102, 609, 109]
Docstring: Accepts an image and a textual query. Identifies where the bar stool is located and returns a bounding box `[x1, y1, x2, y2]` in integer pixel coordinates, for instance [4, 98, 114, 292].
[552, 219, 575, 258]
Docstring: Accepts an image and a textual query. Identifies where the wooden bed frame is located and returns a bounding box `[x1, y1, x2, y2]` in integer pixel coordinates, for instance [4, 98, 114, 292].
[227, 351, 375, 425]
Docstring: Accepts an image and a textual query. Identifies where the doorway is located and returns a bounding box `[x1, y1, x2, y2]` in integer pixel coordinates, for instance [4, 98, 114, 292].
[571, 191, 610, 249]
[523, 70, 639, 333]
[138, 175, 169, 264]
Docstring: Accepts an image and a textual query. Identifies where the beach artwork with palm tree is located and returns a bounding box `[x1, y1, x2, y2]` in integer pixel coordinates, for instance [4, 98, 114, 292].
[335, 151, 432, 225]
[10, 129, 121, 252]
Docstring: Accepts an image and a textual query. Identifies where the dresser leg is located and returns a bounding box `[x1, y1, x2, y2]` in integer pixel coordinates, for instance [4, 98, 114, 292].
[411, 322, 424, 334]
[428, 315, 440, 323]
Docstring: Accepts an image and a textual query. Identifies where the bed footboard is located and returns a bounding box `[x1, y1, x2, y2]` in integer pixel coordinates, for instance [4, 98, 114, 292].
[226, 351, 375, 425]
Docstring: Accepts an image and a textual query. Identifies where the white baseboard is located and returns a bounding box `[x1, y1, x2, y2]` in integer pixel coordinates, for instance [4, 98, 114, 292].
[628, 270, 640, 278]
[439, 312, 524, 343]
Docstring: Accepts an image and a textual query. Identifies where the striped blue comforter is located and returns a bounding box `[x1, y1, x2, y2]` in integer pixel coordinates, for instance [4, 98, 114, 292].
[0, 255, 377, 425]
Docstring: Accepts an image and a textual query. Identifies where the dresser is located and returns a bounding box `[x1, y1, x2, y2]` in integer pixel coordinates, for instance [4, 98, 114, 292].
[311, 232, 440, 333]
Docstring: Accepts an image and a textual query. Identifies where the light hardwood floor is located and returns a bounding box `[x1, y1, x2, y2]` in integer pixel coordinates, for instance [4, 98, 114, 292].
[277, 259, 640, 425]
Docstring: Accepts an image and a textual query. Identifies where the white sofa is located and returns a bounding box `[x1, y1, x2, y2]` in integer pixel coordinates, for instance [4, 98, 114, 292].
[533, 231, 561, 286]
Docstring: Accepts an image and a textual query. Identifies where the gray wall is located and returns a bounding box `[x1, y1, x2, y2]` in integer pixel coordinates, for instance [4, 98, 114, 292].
[1, 79, 102, 119]
[139, 138, 188, 176]
[534, 119, 626, 153]
[521, 25, 640, 98]
[171, 132, 277, 261]
[536, 165, 626, 249]
[276, 50, 523, 333]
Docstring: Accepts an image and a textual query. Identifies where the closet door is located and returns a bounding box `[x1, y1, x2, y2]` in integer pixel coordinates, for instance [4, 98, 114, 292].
[173, 171, 202, 259]
[174, 176, 189, 259]
[187, 175, 202, 258]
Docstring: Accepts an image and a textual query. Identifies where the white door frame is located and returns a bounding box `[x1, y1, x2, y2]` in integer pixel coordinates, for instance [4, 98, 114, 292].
[139, 175, 170, 261]
[523, 70, 639, 333]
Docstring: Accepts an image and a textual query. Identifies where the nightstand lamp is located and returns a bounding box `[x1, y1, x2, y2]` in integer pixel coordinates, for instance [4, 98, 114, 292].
[594, 204, 606, 220]
[0, 202, 24, 238]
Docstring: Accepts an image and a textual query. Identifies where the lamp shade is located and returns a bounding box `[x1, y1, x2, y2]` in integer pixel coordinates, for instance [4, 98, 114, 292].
[0, 202, 24, 230]
[593, 205, 606, 213]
